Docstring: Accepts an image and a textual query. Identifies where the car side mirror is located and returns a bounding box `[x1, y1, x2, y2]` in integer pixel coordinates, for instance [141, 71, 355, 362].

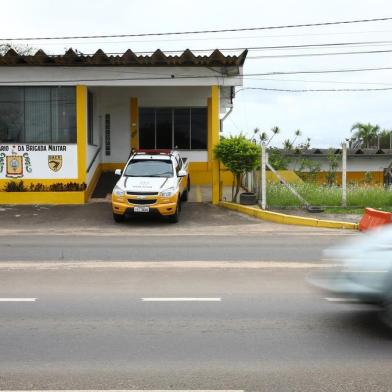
[178, 169, 187, 177]
[114, 169, 122, 176]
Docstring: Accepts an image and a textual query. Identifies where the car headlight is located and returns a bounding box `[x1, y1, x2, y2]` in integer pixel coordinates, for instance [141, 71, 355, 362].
[160, 187, 176, 197]
[113, 185, 125, 197]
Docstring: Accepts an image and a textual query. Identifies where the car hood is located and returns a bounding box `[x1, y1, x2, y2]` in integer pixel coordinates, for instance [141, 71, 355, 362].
[117, 176, 176, 193]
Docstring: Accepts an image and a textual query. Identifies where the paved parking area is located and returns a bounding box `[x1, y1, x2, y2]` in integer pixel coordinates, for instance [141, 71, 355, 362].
[0, 200, 350, 237]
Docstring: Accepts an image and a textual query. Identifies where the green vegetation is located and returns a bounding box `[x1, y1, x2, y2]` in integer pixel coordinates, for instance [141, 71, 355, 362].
[3, 181, 87, 192]
[214, 135, 260, 202]
[267, 182, 392, 209]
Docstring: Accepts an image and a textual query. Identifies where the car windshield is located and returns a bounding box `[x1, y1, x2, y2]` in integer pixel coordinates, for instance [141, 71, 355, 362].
[124, 159, 173, 178]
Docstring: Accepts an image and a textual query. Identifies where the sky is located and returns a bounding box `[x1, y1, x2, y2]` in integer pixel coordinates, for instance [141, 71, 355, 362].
[1, 0, 392, 148]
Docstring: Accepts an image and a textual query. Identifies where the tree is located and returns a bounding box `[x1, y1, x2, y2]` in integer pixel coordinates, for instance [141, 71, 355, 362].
[0, 42, 34, 56]
[214, 135, 261, 202]
[325, 148, 340, 186]
[267, 126, 280, 145]
[291, 129, 302, 145]
[350, 122, 380, 148]
[282, 139, 293, 150]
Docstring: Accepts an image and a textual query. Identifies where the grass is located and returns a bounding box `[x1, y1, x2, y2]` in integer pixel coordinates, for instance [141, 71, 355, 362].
[266, 182, 392, 212]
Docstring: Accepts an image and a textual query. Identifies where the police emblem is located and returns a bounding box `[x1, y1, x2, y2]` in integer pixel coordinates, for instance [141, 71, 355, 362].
[6, 154, 23, 177]
[48, 155, 62, 172]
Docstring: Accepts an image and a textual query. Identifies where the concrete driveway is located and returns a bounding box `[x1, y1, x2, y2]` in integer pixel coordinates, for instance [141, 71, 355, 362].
[0, 201, 351, 237]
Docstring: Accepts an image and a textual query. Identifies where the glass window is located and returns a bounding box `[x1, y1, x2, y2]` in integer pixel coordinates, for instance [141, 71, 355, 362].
[0, 86, 76, 143]
[24, 87, 51, 143]
[0, 87, 24, 143]
[124, 159, 173, 178]
[156, 108, 172, 149]
[191, 108, 207, 149]
[174, 108, 190, 149]
[138, 107, 207, 150]
[139, 108, 155, 149]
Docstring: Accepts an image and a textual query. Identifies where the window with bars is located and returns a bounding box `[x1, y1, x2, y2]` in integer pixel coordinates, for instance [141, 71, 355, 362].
[139, 107, 207, 150]
[0, 86, 76, 143]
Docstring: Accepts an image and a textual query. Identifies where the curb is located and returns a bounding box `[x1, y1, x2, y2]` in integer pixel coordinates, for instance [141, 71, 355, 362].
[219, 201, 359, 230]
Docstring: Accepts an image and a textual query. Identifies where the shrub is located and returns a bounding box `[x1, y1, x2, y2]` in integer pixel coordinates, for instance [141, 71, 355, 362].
[214, 135, 260, 202]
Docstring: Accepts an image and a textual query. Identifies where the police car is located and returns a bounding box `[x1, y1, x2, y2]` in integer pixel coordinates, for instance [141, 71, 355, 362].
[111, 150, 190, 223]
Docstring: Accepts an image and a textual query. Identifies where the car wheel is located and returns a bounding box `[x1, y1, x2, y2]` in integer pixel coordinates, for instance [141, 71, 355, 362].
[187, 176, 191, 192]
[168, 201, 181, 223]
[113, 213, 125, 223]
[181, 189, 188, 202]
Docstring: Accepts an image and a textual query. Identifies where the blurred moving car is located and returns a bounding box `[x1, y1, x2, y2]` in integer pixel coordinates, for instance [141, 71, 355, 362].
[308, 225, 392, 327]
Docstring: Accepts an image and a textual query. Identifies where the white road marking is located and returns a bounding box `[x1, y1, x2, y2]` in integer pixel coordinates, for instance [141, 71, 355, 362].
[141, 297, 222, 302]
[324, 297, 360, 303]
[0, 261, 338, 270]
[0, 298, 37, 302]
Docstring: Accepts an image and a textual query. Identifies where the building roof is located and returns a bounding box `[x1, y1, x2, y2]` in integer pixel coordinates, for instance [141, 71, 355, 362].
[0, 48, 248, 67]
[279, 148, 392, 157]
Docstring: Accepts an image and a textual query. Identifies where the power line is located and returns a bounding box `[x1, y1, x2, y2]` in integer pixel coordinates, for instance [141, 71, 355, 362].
[2, 17, 392, 41]
[244, 66, 392, 76]
[248, 48, 392, 59]
[43, 40, 392, 56]
[238, 87, 392, 92]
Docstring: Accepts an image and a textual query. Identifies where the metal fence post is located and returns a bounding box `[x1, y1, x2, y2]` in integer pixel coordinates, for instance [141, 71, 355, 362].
[261, 144, 267, 210]
[342, 142, 347, 207]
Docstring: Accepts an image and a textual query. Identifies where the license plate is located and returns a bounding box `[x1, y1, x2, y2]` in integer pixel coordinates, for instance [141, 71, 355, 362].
[134, 206, 149, 213]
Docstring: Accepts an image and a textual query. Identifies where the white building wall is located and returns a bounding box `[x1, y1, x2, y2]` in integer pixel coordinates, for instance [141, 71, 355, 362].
[0, 66, 243, 87]
[89, 86, 211, 165]
[287, 156, 392, 172]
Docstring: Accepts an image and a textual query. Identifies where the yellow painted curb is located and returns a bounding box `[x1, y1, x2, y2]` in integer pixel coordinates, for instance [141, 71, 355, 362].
[0, 191, 86, 205]
[219, 201, 359, 230]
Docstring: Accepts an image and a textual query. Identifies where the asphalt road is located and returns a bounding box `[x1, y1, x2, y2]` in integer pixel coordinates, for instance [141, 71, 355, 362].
[1, 203, 386, 391]
[0, 264, 392, 391]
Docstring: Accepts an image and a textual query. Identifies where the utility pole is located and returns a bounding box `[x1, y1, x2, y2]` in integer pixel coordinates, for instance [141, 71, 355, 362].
[342, 142, 347, 207]
[261, 144, 267, 210]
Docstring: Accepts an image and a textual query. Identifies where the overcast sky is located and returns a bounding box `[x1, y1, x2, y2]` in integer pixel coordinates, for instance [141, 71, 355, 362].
[2, 0, 392, 147]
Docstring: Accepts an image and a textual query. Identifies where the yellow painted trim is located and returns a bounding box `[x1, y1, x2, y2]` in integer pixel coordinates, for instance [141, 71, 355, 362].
[130, 97, 138, 149]
[76, 85, 88, 183]
[211, 85, 220, 204]
[0, 191, 85, 205]
[219, 201, 359, 230]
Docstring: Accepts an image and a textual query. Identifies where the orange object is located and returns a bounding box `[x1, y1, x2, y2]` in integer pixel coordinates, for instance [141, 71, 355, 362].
[359, 208, 392, 231]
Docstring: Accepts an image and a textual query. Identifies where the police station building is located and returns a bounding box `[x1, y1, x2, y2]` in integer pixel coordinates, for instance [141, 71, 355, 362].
[0, 48, 246, 204]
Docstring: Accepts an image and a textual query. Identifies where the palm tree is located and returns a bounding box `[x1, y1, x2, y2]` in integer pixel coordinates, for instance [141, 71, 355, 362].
[282, 139, 293, 150]
[267, 126, 280, 146]
[291, 129, 302, 146]
[351, 122, 380, 148]
[259, 131, 268, 145]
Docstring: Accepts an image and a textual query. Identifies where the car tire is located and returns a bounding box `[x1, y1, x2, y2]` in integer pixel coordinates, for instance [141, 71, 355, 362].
[181, 189, 188, 202]
[168, 200, 181, 223]
[187, 176, 191, 192]
[113, 213, 125, 223]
